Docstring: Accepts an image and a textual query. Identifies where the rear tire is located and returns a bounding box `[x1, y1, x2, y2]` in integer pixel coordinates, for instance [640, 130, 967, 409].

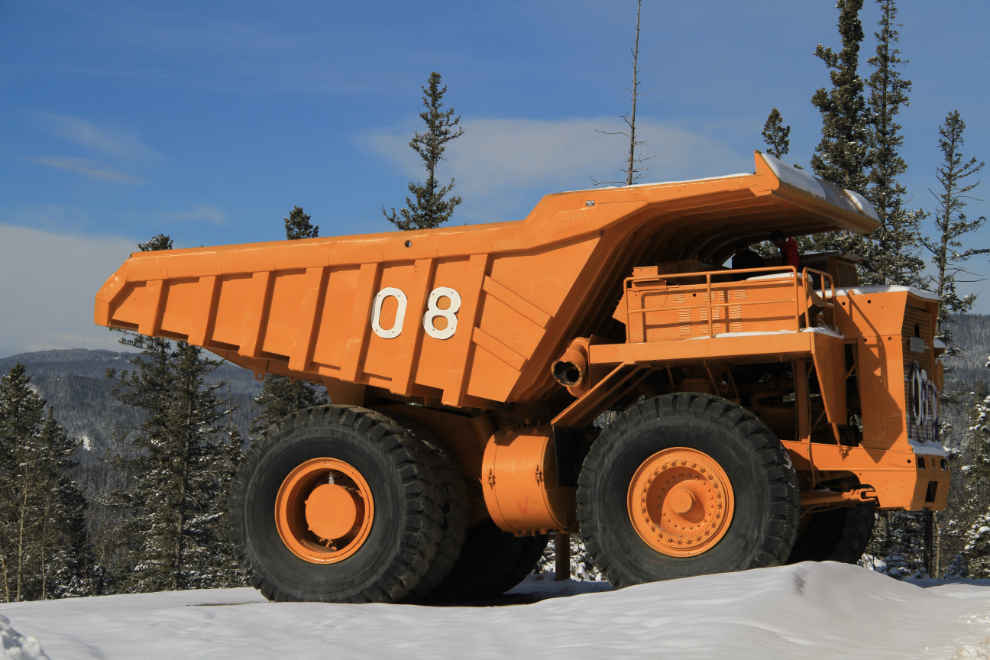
[229, 405, 443, 603]
[577, 393, 800, 588]
[786, 503, 876, 564]
[429, 520, 548, 600]
[490, 533, 550, 595]
[383, 413, 469, 600]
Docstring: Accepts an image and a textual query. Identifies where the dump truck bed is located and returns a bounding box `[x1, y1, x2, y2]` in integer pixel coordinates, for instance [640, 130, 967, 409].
[95, 152, 879, 408]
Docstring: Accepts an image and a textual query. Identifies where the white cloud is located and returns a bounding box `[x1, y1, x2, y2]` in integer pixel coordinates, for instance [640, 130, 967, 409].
[161, 205, 227, 225]
[29, 156, 145, 184]
[0, 223, 138, 358]
[363, 116, 753, 222]
[31, 111, 162, 161]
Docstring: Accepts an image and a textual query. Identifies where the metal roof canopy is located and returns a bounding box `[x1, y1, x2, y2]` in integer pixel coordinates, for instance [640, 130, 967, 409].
[95, 150, 879, 406]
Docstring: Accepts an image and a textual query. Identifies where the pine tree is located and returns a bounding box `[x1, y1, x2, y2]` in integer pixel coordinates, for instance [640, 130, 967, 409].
[920, 111, 987, 356]
[762, 108, 791, 159]
[622, 0, 647, 186]
[594, 0, 653, 186]
[106, 234, 244, 592]
[805, 0, 871, 257]
[139, 234, 173, 252]
[107, 338, 244, 591]
[382, 72, 464, 230]
[956, 387, 990, 577]
[251, 208, 328, 435]
[35, 411, 92, 599]
[250, 374, 327, 436]
[0, 363, 47, 602]
[861, 0, 924, 287]
[168, 343, 244, 589]
[0, 365, 91, 602]
[284, 206, 319, 240]
[811, 0, 870, 194]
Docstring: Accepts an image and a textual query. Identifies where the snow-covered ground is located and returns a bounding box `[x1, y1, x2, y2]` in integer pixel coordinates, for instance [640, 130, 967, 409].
[4, 563, 990, 660]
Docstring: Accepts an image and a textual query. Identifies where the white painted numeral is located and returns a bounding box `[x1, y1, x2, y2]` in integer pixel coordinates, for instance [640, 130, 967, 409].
[370, 287, 407, 339]
[423, 287, 462, 340]
[370, 286, 461, 339]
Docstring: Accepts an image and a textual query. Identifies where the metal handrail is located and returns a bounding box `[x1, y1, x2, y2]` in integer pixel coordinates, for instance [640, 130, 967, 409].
[799, 267, 836, 331]
[623, 265, 833, 339]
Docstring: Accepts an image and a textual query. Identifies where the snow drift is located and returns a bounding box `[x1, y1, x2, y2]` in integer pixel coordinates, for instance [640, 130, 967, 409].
[3, 563, 990, 660]
[0, 614, 48, 660]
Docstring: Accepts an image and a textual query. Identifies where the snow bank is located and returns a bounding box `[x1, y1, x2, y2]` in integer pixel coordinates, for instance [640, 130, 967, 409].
[4, 563, 990, 660]
[0, 614, 48, 660]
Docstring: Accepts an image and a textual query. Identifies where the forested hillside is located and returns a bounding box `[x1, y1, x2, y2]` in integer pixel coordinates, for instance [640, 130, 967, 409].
[0, 348, 262, 460]
[937, 314, 990, 448]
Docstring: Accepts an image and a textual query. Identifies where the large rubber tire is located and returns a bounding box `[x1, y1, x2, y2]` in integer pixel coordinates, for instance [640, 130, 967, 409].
[229, 405, 443, 603]
[786, 503, 876, 564]
[429, 520, 548, 600]
[383, 413, 469, 600]
[490, 533, 550, 595]
[577, 393, 800, 588]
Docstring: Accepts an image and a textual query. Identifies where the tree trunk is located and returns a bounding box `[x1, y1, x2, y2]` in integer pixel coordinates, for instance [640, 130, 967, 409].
[16, 468, 30, 602]
[0, 547, 10, 603]
[173, 397, 195, 591]
[40, 505, 50, 600]
[923, 509, 934, 577]
[626, 0, 642, 186]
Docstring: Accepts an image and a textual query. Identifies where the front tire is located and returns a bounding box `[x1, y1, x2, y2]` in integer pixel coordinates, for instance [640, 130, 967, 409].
[577, 393, 800, 587]
[229, 406, 443, 603]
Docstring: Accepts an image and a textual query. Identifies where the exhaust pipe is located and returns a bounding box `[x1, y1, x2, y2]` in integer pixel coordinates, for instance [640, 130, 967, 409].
[552, 338, 592, 397]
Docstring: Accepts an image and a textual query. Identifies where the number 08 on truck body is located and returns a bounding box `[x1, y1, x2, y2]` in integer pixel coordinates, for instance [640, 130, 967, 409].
[94, 152, 949, 603]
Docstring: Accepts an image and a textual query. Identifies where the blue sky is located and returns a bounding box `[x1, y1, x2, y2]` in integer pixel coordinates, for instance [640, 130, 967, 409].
[0, 0, 987, 357]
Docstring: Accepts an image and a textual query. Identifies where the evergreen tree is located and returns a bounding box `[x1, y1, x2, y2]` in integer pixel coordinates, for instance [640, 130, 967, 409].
[35, 411, 92, 599]
[107, 339, 244, 591]
[106, 234, 244, 592]
[0, 365, 91, 602]
[622, 0, 647, 186]
[920, 111, 987, 356]
[762, 108, 791, 159]
[861, 0, 924, 287]
[0, 363, 47, 603]
[284, 206, 319, 240]
[169, 343, 244, 589]
[382, 72, 464, 230]
[251, 208, 328, 435]
[811, 0, 870, 194]
[250, 374, 327, 436]
[593, 0, 653, 187]
[139, 234, 173, 252]
[805, 0, 871, 257]
[955, 387, 990, 577]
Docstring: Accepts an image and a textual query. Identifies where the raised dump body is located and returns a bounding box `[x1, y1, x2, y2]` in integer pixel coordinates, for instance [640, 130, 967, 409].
[95, 152, 948, 605]
[95, 152, 876, 411]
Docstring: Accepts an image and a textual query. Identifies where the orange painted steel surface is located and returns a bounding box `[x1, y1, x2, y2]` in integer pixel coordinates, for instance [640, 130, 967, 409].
[94, 152, 877, 409]
[275, 458, 374, 564]
[589, 277, 949, 512]
[94, 147, 951, 532]
[482, 426, 578, 535]
[618, 266, 835, 343]
[627, 448, 734, 557]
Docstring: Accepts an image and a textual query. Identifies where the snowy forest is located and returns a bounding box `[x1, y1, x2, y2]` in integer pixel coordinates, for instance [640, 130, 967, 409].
[1, 0, 989, 603]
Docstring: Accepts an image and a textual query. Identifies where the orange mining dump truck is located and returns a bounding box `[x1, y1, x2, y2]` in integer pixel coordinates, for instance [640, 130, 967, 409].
[95, 152, 948, 603]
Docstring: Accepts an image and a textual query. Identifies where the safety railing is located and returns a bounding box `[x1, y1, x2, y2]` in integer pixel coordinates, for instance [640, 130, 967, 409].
[622, 265, 835, 342]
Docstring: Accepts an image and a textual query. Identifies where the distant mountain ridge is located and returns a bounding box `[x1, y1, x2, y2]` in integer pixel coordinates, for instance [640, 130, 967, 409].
[0, 348, 263, 460]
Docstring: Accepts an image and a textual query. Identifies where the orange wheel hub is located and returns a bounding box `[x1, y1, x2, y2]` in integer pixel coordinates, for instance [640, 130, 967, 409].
[275, 458, 374, 564]
[627, 447, 734, 557]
